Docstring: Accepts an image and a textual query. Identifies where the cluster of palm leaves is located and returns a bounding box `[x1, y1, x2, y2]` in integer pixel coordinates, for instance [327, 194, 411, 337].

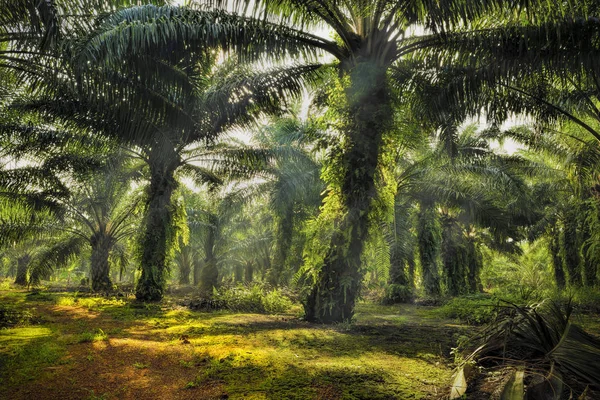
[454, 300, 600, 399]
[0, 0, 599, 327]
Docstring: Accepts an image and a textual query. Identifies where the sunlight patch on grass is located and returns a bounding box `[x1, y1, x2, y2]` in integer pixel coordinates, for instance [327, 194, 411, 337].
[0, 326, 64, 387]
[0, 290, 459, 399]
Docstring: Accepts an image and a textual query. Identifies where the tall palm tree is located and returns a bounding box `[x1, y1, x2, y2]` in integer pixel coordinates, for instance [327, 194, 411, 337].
[231, 116, 325, 286]
[500, 123, 600, 289]
[11, 34, 317, 299]
[393, 124, 535, 296]
[73, 0, 534, 321]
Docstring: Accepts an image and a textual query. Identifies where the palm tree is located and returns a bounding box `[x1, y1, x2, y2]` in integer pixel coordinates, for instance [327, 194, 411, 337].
[500, 123, 600, 289]
[0, 152, 141, 291]
[392, 123, 535, 297]
[10, 32, 318, 299]
[73, 0, 535, 321]
[231, 116, 325, 286]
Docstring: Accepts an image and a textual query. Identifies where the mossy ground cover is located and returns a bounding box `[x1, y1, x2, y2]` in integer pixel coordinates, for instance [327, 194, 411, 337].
[1, 288, 464, 400]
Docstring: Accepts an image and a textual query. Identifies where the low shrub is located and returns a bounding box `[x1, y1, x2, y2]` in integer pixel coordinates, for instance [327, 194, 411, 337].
[0, 305, 37, 328]
[434, 295, 499, 325]
[381, 284, 413, 304]
[189, 284, 294, 314]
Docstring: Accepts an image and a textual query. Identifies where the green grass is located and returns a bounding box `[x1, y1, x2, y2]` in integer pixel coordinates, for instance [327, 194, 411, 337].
[77, 329, 108, 343]
[0, 289, 554, 400]
[0, 326, 65, 387]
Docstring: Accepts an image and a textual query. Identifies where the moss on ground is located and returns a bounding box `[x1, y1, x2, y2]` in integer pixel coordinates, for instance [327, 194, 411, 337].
[0, 290, 464, 399]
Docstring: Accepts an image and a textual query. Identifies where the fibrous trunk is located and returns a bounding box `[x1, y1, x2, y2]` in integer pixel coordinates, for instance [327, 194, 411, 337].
[193, 259, 203, 285]
[90, 233, 113, 292]
[417, 203, 441, 297]
[550, 226, 566, 290]
[389, 243, 409, 286]
[136, 145, 179, 301]
[562, 213, 582, 287]
[580, 207, 597, 287]
[178, 251, 191, 285]
[199, 214, 218, 293]
[244, 262, 254, 282]
[441, 217, 465, 296]
[304, 63, 390, 323]
[14, 253, 30, 286]
[465, 237, 483, 293]
[268, 205, 294, 286]
[388, 202, 414, 288]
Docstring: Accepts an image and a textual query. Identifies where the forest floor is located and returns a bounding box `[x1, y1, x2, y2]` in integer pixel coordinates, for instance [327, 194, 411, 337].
[2, 288, 598, 400]
[0, 288, 467, 400]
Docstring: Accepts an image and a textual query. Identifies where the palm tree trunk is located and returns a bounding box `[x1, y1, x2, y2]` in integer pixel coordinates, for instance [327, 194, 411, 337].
[178, 255, 191, 285]
[90, 233, 113, 292]
[193, 259, 203, 285]
[14, 253, 30, 286]
[244, 261, 254, 283]
[441, 217, 465, 296]
[199, 215, 218, 292]
[234, 263, 244, 283]
[466, 237, 483, 293]
[550, 225, 566, 290]
[304, 63, 391, 323]
[562, 212, 582, 287]
[417, 203, 442, 297]
[388, 243, 409, 286]
[268, 206, 294, 286]
[581, 208, 597, 287]
[136, 148, 179, 301]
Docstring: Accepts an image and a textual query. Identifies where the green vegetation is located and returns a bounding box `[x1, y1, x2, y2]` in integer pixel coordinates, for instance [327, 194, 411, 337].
[0, 289, 457, 399]
[1, 0, 600, 398]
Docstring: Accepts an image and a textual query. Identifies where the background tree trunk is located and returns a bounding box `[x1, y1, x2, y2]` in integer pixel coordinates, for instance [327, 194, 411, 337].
[14, 253, 30, 286]
[466, 237, 483, 293]
[90, 233, 113, 292]
[199, 214, 218, 293]
[417, 203, 441, 297]
[550, 226, 566, 290]
[441, 217, 466, 296]
[562, 212, 582, 287]
[244, 261, 254, 283]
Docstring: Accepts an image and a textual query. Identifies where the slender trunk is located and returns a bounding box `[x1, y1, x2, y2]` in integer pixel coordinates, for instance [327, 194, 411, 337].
[407, 253, 416, 288]
[550, 226, 566, 290]
[268, 206, 294, 286]
[199, 215, 218, 292]
[136, 145, 179, 301]
[417, 203, 441, 297]
[581, 208, 597, 287]
[244, 261, 254, 283]
[14, 253, 30, 286]
[466, 237, 483, 293]
[388, 243, 409, 286]
[193, 258, 203, 285]
[179, 266, 191, 284]
[178, 257, 191, 285]
[441, 217, 465, 296]
[562, 212, 582, 287]
[304, 63, 391, 323]
[177, 246, 192, 285]
[388, 202, 413, 287]
[90, 233, 113, 292]
[234, 263, 244, 283]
